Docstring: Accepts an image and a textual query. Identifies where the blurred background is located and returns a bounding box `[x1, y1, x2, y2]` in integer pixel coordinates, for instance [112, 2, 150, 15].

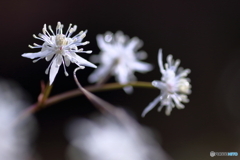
[0, 0, 240, 159]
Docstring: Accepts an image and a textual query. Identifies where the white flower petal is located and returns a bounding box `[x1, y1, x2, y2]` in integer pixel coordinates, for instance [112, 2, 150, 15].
[70, 53, 97, 68]
[165, 106, 173, 116]
[45, 53, 55, 61]
[177, 69, 191, 78]
[174, 59, 180, 69]
[158, 49, 165, 74]
[132, 61, 153, 73]
[22, 50, 51, 59]
[157, 104, 164, 112]
[172, 94, 185, 109]
[64, 56, 71, 67]
[142, 96, 160, 117]
[167, 55, 173, 66]
[49, 55, 62, 85]
[115, 66, 129, 84]
[126, 37, 143, 51]
[115, 31, 126, 43]
[96, 34, 115, 52]
[179, 94, 190, 103]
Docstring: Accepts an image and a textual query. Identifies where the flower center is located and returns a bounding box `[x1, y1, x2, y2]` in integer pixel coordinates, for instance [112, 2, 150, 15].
[56, 34, 68, 47]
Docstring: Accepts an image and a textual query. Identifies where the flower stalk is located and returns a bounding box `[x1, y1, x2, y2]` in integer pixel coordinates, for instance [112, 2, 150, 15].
[17, 82, 52, 121]
[20, 81, 154, 118]
[46, 81, 154, 107]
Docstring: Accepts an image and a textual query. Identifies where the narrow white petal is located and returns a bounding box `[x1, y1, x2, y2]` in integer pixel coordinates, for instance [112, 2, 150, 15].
[157, 104, 164, 112]
[45, 53, 55, 61]
[177, 69, 191, 78]
[49, 56, 62, 85]
[158, 49, 165, 74]
[172, 94, 185, 109]
[22, 50, 50, 59]
[132, 61, 153, 73]
[174, 59, 180, 69]
[179, 94, 189, 103]
[165, 106, 173, 116]
[167, 55, 173, 66]
[64, 56, 71, 67]
[115, 66, 129, 84]
[70, 53, 97, 68]
[115, 31, 126, 43]
[126, 37, 143, 51]
[96, 34, 114, 52]
[141, 96, 160, 117]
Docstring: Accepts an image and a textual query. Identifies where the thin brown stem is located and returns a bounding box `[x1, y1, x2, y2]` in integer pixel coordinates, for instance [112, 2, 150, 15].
[16, 82, 52, 123]
[19, 80, 154, 119]
[45, 81, 154, 107]
[73, 67, 114, 114]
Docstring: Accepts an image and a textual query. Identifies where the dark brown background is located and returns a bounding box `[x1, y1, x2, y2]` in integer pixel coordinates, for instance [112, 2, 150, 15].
[1, 0, 240, 159]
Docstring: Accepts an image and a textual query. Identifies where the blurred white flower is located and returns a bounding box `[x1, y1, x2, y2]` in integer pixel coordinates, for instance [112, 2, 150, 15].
[66, 115, 169, 160]
[22, 22, 97, 85]
[88, 31, 152, 93]
[0, 79, 36, 160]
[142, 49, 191, 117]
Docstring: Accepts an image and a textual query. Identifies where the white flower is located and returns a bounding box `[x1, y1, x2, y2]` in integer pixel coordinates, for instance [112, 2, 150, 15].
[22, 22, 97, 85]
[88, 31, 152, 93]
[142, 49, 191, 117]
[0, 79, 36, 160]
[66, 115, 168, 160]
